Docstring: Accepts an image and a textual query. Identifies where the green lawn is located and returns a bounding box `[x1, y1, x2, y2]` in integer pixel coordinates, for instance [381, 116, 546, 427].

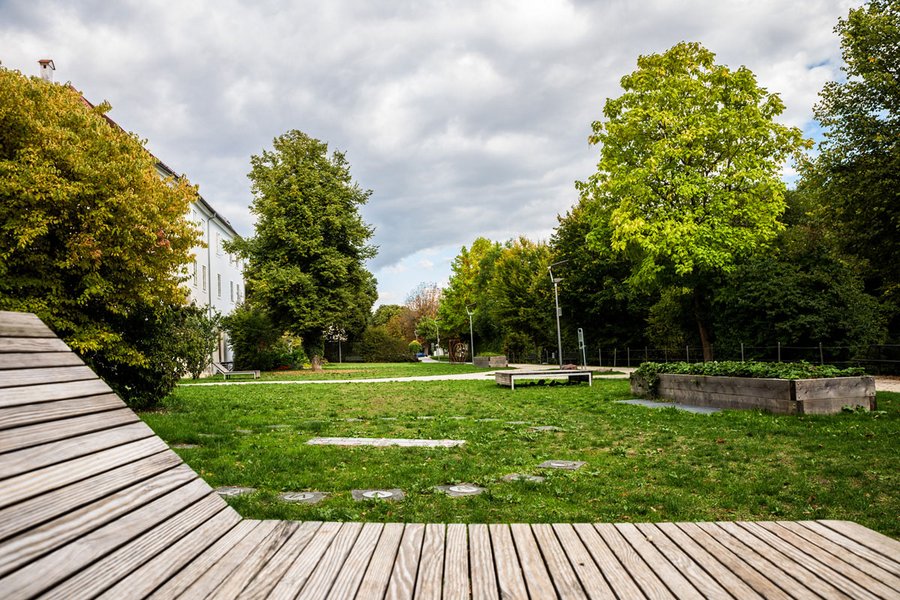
[179, 362, 503, 383]
[142, 379, 899, 538]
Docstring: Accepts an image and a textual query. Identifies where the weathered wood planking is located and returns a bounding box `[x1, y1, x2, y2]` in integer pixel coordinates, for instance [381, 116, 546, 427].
[0, 393, 126, 430]
[0, 407, 140, 453]
[0, 378, 112, 409]
[0, 351, 84, 370]
[0, 311, 57, 337]
[0, 365, 98, 389]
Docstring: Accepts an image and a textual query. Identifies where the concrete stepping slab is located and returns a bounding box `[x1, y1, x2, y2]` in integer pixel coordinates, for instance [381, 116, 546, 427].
[307, 437, 465, 448]
[235, 429, 253, 435]
[215, 486, 256, 497]
[352, 489, 405, 501]
[279, 491, 328, 504]
[343, 418, 365, 422]
[449, 416, 468, 420]
[502, 473, 546, 483]
[475, 418, 499, 422]
[378, 417, 398, 421]
[506, 421, 529, 425]
[616, 399, 722, 414]
[529, 425, 563, 432]
[267, 424, 291, 429]
[436, 483, 486, 497]
[171, 443, 199, 449]
[416, 416, 436, 420]
[538, 460, 585, 470]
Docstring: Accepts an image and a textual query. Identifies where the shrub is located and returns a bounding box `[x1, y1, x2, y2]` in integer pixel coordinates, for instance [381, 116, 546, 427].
[360, 326, 416, 362]
[409, 340, 423, 355]
[223, 304, 306, 371]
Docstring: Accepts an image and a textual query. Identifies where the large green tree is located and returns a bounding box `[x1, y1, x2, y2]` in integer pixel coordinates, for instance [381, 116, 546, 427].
[579, 42, 809, 359]
[232, 130, 377, 368]
[0, 67, 200, 406]
[438, 237, 503, 348]
[803, 0, 900, 338]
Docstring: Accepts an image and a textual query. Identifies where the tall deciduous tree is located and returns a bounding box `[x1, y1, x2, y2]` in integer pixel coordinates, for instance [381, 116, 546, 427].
[579, 42, 809, 359]
[438, 237, 502, 345]
[803, 0, 900, 338]
[232, 130, 377, 368]
[0, 67, 200, 406]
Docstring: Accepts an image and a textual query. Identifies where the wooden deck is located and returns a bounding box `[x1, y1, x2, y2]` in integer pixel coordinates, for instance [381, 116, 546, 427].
[2, 310, 899, 599]
[495, 369, 592, 390]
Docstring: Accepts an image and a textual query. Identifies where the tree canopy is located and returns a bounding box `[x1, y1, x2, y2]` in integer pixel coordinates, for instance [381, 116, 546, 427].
[579, 41, 810, 358]
[231, 130, 377, 366]
[0, 67, 200, 405]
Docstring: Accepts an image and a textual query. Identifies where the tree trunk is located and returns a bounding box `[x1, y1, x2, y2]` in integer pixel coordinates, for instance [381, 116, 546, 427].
[693, 290, 714, 361]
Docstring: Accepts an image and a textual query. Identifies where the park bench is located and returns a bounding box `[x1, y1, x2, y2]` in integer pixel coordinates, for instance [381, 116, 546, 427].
[212, 361, 260, 380]
[495, 368, 592, 390]
[1, 310, 898, 599]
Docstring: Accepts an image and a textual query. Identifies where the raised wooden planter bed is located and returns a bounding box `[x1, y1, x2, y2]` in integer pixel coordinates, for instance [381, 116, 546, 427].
[631, 373, 875, 415]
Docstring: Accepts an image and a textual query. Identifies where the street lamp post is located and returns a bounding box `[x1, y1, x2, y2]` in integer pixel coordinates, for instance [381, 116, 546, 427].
[548, 260, 569, 369]
[433, 320, 440, 356]
[465, 306, 475, 363]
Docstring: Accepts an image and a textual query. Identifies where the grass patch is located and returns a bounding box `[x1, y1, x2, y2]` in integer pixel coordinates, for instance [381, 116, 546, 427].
[179, 362, 504, 383]
[142, 380, 899, 538]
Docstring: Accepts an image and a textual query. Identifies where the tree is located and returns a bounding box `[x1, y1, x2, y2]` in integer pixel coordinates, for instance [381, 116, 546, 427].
[803, 0, 900, 338]
[231, 130, 378, 369]
[406, 282, 441, 321]
[438, 237, 503, 348]
[579, 42, 809, 359]
[0, 67, 200, 406]
[179, 307, 222, 379]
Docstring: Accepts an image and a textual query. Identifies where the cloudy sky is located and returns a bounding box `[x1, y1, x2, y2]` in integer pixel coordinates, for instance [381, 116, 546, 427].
[2, 0, 856, 305]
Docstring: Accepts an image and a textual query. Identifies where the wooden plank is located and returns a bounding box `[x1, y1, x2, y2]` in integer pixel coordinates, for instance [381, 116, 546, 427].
[0, 420, 157, 479]
[552, 523, 616, 599]
[266, 521, 343, 600]
[413, 523, 446, 600]
[97, 507, 243, 600]
[572, 523, 643, 599]
[240, 522, 325, 600]
[42, 493, 230, 599]
[659, 374, 792, 397]
[593, 523, 674, 600]
[757, 522, 898, 599]
[0, 365, 97, 389]
[0, 351, 84, 370]
[0, 378, 112, 409]
[176, 520, 282, 599]
[699, 522, 849, 599]
[468, 523, 500, 600]
[0, 436, 170, 510]
[650, 522, 763, 599]
[673, 522, 790, 600]
[443, 523, 470, 600]
[208, 521, 301, 599]
[356, 522, 405, 600]
[148, 520, 262, 598]
[0, 408, 139, 453]
[794, 377, 875, 401]
[0, 477, 214, 598]
[0, 451, 182, 543]
[489, 523, 529, 600]
[0, 337, 70, 353]
[739, 522, 881, 600]
[326, 522, 384, 600]
[0, 312, 56, 337]
[296, 521, 364, 599]
[0, 463, 197, 577]
[782, 521, 900, 586]
[531, 523, 588, 599]
[818, 520, 900, 563]
[385, 523, 426, 600]
[616, 523, 706, 599]
[0, 393, 126, 430]
[510, 523, 557, 599]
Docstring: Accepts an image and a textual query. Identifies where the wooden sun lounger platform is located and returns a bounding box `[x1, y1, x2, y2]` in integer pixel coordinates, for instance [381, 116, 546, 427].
[2, 310, 899, 599]
[495, 368, 592, 390]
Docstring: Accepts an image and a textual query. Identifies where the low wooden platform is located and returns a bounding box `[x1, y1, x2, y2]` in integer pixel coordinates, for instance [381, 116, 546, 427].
[2, 311, 899, 599]
[496, 369, 592, 390]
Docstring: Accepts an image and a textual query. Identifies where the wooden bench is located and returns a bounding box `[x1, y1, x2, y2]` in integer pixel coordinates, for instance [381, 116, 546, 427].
[213, 361, 260, 380]
[495, 369, 592, 390]
[2, 310, 899, 599]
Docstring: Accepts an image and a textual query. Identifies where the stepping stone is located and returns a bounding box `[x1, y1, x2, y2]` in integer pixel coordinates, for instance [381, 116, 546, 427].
[475, 418, 499, 422]
[307, 437, 465, 448]
[235, 429, 253, 435]
[502, 473, 546, 483]
[215, 486, 256, 497]
[267, 424, 291, 429]
[351, 489, 405, 502]
[171, 443, 198, 449]
[529, 425, 563, 432]
[449, 416, 468, 420]
[279, 491, 328, 504]
[378, 417, 398, 421]
[615, 399, 722, 414]
[538, 460, 585, 471]
[436, 483, 486, 497]
[197, 433, 220, 438]
[506, 421, 529, 425]
[416, 416, 436, 420]
[343, 418, 365, 422]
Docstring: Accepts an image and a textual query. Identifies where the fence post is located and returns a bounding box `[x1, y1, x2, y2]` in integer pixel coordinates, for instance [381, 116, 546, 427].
[741, 342, 744, 362]
[710, 343, 714, 362]
[645, 346, 648, 361]
[664, 348, 668, 363]
[778, 342, 781, 363]
[819, 342, 824, 366]
[627, 347, 631, 367]
[614, 348, 617, 367]
[599, 347, 602, 367]
[686, 345, 690, 363]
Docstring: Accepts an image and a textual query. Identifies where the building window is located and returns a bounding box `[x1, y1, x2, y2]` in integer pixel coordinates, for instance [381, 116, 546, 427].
[202, 265, 207, 291]
[215, 232, 222, 256]
[192, 261, 198, 286]
[230, 281, 234, 302]
[217, 274, 222, 298]
[236, 284, 242, 303]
